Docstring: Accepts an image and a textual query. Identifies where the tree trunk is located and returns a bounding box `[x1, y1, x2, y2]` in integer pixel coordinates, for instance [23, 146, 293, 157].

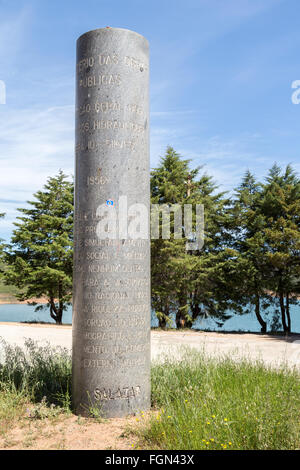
[57, 281, 63, 325]
[185, 300, 198, 329]
[279, 291, 288, 333]
[175, 310, 185, 329]
[49, 297, 63, 325]
[56, 308, 63, 325]
[191, 300, 201, 323]
[157, 304, 169, 329]
[254, 294, 267, 333]
[286, 293, 291, 334]
[278, 276, 289, 334]
[158, 314, 167, 329]
[184, 317, 193, 329]
[176, 297, 189, 329]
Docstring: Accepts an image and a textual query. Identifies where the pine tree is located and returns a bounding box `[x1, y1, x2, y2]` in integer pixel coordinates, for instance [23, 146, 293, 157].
[4, 172, 73, 324]
[0, 212, 5, 265]
[151, 146, 233, 329]
[260, 164, 300, 333]
[151, 147, 192, 327]
[185, 173, 237, 329]
[231, 170, 272, 333]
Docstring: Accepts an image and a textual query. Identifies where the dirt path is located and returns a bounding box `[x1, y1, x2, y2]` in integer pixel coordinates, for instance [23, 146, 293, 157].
[0, 413, 142, 450]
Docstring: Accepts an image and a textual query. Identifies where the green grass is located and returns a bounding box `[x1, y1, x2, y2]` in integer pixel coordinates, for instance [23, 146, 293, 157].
[0, 275, 21, 302]
[135, 348, 300, 450]
[0, 262, 22, 302]
[0, 280, 19, 295]
[0, 339, 72, 438]
[0, 384, 28, 435]
[0, 338, 72, 409]
[0, 341, 300, 450]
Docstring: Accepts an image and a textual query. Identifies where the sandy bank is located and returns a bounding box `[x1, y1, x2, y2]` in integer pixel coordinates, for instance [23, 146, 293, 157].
[0, 324, 300, 368]
[0, 296, 50, 305]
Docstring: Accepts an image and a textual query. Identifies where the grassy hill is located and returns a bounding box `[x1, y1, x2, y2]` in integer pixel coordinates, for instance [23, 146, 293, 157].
[0, 279, 20, 303]
[0, 262, 21, 303]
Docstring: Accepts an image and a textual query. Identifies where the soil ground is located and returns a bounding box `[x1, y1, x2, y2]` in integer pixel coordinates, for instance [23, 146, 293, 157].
[0, 412, 143, 450]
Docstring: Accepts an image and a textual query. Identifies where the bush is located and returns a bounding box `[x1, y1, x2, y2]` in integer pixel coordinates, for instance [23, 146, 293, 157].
[0, 338, 71, 409]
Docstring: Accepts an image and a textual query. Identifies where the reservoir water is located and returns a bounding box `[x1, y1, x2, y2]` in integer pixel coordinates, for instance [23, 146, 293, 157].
[0, 303, 300, 333]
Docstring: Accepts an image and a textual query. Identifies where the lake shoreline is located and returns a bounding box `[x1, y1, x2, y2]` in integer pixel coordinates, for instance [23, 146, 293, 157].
[0, 296, 50, 305]
[0, 321, 300, 338]
[1, 303, 300, 334]
[0, 321, 72, 328]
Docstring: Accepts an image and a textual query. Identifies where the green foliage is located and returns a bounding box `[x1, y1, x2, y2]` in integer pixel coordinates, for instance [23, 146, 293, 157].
[230, 171, 271, 332]
[26, 396, 63, 419]
[0, 338, 72, 408]
[229, 164, 300, 333]
[0, 212, 5, 264]
[1, 149, 299, 334]
[0, 383, 28, 435]
[135, 349, 300, 450]
[151, 146, 237, 329]
[260, 164, 300, 333]
[0, 340, 71, 434]
[151, 149, 300, 333]
[3, 171, 73, 323]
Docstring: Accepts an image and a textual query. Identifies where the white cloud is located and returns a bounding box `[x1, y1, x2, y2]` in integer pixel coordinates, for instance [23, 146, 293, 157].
[0, 5, 32, 69]
[0, 104, 74, 195]
[0, 103, 74, 239]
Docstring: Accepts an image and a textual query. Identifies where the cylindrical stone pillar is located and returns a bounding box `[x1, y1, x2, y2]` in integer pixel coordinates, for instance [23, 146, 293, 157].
[72, 28, 150, 417]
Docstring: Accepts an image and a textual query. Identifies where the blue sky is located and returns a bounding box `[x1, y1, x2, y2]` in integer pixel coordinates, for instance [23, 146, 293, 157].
[0, 0, 299, 240]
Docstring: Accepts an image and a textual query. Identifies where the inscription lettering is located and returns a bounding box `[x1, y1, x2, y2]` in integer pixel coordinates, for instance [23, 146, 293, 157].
[83, 238, 147, 246]
[83, 357, 146, 369]
[82, 139, 136, 152]
[84, 316, 146, 328]
[79, 74, 121, 87]
[74, 237, 147, 247]
[95, 101, 121, 113]
[79, 120, 144, 134]
[92, 119, 145, 134]
[98, 54, 119, 65]
[124, 56, 148, 72]
[83, 304, 148, 314]
[84, 331, 147, 341]
[81, 287, 147, 300]
[85, 264, 144, 274]
[83, 343, 148, 354]
[94, 386, 141, 401]
[83, 290, 128, 299]
[126, 103, 144, 115]
[77, 54, 148, 73]
[86, 175, 109, 186]
[77, 56, 95, 72]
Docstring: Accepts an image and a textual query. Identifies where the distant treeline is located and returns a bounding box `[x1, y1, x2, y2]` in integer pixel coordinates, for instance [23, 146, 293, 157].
[1, 147, 299, 332]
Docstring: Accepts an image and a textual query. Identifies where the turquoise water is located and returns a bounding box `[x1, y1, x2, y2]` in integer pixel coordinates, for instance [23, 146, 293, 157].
[0, 303, 300, 332]
[0, 304, 73, 325]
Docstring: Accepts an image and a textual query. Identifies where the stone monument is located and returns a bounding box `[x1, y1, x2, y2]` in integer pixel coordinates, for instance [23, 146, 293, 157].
[72, 28, 151, 417]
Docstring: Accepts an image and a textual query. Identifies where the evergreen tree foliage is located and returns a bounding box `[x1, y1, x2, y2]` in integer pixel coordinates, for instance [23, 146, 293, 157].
[231, 170, 271, 332]
[0, 212, 5, 265]
[1, 152, 299, 335]
[4, 172, 73, 324]
[151, 146, 234, 329]
[260, 164, 300, 333]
